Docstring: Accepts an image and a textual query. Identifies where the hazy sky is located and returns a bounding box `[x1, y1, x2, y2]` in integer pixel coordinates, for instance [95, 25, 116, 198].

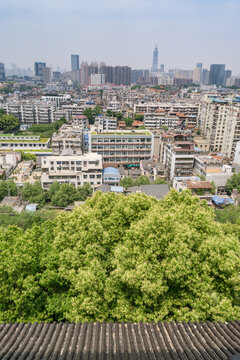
[0, 0, 239, 74]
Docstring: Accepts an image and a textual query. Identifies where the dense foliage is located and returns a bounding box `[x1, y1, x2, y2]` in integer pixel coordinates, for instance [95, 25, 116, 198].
[20, 181, 92, 208]
[0, 190, 239, 323]
[0, 206, 58, 229]
[0, 180, 18, 201]
[0, 114, 20, 132]
[226, 172, 240, 193]
[120, 176, 167, 188]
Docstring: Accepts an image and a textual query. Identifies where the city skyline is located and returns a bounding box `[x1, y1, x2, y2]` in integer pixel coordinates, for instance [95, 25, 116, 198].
[0, 0, 240, 74]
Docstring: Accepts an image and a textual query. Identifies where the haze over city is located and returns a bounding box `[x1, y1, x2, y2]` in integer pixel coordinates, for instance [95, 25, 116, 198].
[0, 0, 240, 73]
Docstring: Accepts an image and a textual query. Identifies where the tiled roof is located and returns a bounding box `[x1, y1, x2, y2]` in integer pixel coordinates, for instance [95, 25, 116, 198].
[0, 321, 240, 359]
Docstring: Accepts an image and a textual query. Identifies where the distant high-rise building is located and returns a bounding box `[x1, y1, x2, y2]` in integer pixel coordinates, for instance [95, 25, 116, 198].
[160, 64, 165, 73]
[42, 67, 51, 84]
[200, 69, 209, 85]
[34, 62, 46, 82]
[71, 55, 79, 71]
[131, 69, 150, 84]
[88, 62, 98, 77]
[80, 62, 89, 86]
[196, 63, 203, 69]
[52, 71, 61, 81]
[193, 67, 201, 84]
[114, 66, 131, 86]
[100, 65, 114, 84]
[0, 62, 5, 81]
[90, 73, 105, 85]
[224, 70, 232, 85]
[209, 64, 225, 85]
[151, 45, 158, 73]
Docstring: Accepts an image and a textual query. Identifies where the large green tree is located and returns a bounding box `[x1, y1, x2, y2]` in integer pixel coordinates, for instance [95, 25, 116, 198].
[0, 114, 20, 132]
[226, 172, 240, 193]
[20, 182, 47, 207]
[0, 180, 18, 201]
[0, 190, 239, 323]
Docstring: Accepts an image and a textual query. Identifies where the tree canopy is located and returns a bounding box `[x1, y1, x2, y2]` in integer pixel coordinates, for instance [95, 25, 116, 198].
[0, 114, 20, 132]
[0, 190, 239, 323]
[226, 172, 240, 193]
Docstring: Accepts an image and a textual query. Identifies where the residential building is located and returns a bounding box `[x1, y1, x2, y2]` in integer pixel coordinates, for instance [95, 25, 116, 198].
[114, 66, 131, 86]
[209, 64, 225, 86]
[41, 153, 102, 189]
[94, 116, 117, 132]
[100, 65, 114, 84]
[163, 141, 195, 180]
[103, 167, 121, 186]
[198, 97, 240, 158]
[71, 55, 79, 71]
[90, 73, 105, 85]
[80, 61, 89, 86]
[0, 62, 5, 81]
[34, 62, 46, 82]
[2, 101, 56, 124]
[42, 67, 51, 84]
[194, 136, 210, 152]
[140, 159, 167, 181]
[194, 155, 233, 186]
[51, 123, 85, 155]
[0, 135, 50, 151]
[89, 130, 154, 167]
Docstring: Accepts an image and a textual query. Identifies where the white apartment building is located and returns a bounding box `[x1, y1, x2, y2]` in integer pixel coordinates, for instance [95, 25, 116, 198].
[194, 155, 233, 186]
[134, 102, 199, 117]
[144, 112, 180, 129]
[0, 135, 50, 151]
[89, 130, 154, 166]
[90, 74, 105, 85]
[41, 94, 71, 106]
[2, 101, 56, 124]
[94, 116, 117, 132]
[198, 98, 240, 158]
[163, 142, 195, 180]
[41, 153, 102, 189]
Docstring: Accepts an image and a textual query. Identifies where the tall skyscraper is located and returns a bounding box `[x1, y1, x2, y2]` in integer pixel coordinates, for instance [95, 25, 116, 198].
[34, 62, 46, 82]
[100, 65, 114, 84]
[151, 45, 158, 73]
[114, 66, 131, 85]
[0, 62, 5, 81]
[160, 64, 164, 73]
[196, 63, 203, 69]
[209, 64, 225, 85]
[71, 55, 79, 71]
[80, 61, 89, 86]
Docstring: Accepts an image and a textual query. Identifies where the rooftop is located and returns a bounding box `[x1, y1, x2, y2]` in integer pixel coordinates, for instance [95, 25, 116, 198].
[0, 321, 239, 359]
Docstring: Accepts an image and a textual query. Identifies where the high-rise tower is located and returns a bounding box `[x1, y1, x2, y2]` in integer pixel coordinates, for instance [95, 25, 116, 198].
[71, 55, 79, 71]
[151, 45, 158, 74]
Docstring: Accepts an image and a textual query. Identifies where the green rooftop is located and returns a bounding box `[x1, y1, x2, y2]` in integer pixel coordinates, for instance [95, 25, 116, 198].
[91, 131, 152, 136]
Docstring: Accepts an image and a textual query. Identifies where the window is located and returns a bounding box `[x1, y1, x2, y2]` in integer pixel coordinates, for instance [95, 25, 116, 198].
[83, 175, 87, 179]
[90, 175, 95, 179]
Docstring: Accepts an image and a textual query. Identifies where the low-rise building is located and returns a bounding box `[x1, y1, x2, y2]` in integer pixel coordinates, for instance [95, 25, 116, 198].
[51, 122, 85, 155]
[89, 130, 154, 167]
[41, 153, 103, 189]
[194, 136, 210, 152]
[194, 155, 233, 186]
[140, 159, 167, 181]
[94, 116, 117, 132]
[163, 141, 195, 180]
[103, 167, 121, 186]
[0, 134, 50, 151]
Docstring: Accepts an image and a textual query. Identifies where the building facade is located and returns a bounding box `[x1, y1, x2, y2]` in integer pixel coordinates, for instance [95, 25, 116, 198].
[89, 130, 154, 166]
[41, 153, 102, 189]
